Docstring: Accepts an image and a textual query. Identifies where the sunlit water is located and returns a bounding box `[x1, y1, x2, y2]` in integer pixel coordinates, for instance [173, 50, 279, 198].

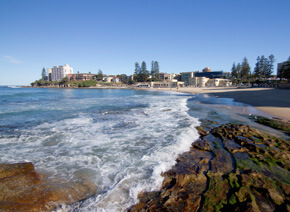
[0, 87, 200, 211]
[1, 86, 285, 211]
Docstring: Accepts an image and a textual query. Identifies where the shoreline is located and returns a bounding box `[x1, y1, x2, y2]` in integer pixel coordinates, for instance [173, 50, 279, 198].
[147, 87, 290, 122]
[2, 86, 289, 211]
[22, 86, 290, 121]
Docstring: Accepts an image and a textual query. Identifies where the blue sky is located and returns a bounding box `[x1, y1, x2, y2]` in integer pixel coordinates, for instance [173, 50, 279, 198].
[1, 0, 290, 85]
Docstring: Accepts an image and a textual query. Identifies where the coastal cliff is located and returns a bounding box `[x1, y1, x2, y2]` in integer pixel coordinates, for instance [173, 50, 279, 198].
[129, 123, 290, 212]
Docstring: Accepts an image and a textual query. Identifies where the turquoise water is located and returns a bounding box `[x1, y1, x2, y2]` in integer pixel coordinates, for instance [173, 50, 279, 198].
[0, 86, 200, 211]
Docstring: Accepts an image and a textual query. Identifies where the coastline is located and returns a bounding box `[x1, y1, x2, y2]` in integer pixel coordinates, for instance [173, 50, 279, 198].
[147, 87, 290, 122]
[2, 86, 289, 211]
[23, 85, 290, 121]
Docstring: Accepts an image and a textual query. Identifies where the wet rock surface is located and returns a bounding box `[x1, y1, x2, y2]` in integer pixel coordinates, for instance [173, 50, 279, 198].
[0, 162, 97, 211]
[129, 123, 290, 212]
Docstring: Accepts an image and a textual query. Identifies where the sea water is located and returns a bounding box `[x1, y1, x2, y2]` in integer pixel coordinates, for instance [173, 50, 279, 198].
[0, 86, 200, 211]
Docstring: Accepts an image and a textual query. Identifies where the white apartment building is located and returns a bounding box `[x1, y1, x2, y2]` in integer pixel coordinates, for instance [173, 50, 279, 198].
[51, 64, 73, 81]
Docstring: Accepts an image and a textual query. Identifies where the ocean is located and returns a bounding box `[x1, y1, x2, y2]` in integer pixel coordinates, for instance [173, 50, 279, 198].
[0, 86, 284, 211]
[0, 86, 201, 211]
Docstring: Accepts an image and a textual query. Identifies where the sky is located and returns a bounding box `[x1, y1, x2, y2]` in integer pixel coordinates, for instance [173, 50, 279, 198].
[0, 0, 290, 85]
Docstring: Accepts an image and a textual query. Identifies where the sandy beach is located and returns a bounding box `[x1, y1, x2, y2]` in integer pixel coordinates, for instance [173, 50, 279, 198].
[148, 87, 290, 121]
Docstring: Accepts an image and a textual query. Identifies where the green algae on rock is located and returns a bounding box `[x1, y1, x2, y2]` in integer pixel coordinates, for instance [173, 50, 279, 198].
[129, 124, 290, 212]
[249, 115, 290, 135]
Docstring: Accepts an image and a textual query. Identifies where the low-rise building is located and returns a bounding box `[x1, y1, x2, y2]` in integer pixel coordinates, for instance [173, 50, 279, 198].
[112, 77, 120, 83]
[159, 73, 169, 81]
[104, 76, 114, 82]
[180, 72, 195, 85]
[180, 69, 230, 87]
[150, 81, 184, 88]
[68, 73, 95, 81]
[212, 78, 232, 87]
[194, 71, 224, 79]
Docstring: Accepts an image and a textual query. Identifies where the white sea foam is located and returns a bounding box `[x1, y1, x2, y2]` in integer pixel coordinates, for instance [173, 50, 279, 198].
[0, 89, 200, 211]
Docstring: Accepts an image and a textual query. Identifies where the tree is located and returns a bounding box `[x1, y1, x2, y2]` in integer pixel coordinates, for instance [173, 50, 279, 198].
[236, 63, 242, 82]
[241, 57, 251, 81]
[134, 62, 141, 81]
[151, 61, 154, 76]
[140, 61, 149, 82]
[97, 69, 103, 81]
[253, 56, 261, 78]
[134, 61, 151, 82]
[41, 67, 47, 80]
[287, 56, 290, 61]
[153, 61, 160, 80]
[265, 54, 275, 78]
[59, 77, 69, 85]
[260, 55, 267, 78]
[141, 61, 147, 73]
[150, 61, 160, 81]
[231, 62, 238, 79]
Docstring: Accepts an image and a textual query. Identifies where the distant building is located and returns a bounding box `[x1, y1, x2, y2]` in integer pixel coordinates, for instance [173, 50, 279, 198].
[190, 77, 232, 87]
[51, 64, 73, 81]
[180, 70, 228, 87]
[212, 78, 232, 87]
[47, 68, 52, 81]
[68, 73, 95, 81]
[180, 72, 195, 85]
[194, 71, 224, 79]
[151, 81, 184, 88]
[202, 67, 211, 72]
[168, 73, 177, 80]
[159, 73, 169, 81]
[112, 77, 120, 83]
[104, 76, 114, 82]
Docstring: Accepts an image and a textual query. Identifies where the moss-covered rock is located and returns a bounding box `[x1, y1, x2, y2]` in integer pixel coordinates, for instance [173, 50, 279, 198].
[129, 124, 290, 212]
[249, 115, 290, 135]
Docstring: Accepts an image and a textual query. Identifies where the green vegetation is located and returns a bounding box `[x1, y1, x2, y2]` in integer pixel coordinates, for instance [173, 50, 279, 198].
[249, 115, 290, 135]
[202, 175, 229, 212]
[134, 61, 161, 82]
[130, 124, 290, 212]
[231, 54, 276, 84]
[68, 80, 97, 87]
[96, 69, 103, 81]
[228, 194, 237, 205]
[253, 55, 275, 79]
[134, 61, 149, 82]
[31, 79, 98, 87]
[228, 173, 240, 189]
[150, 61, 160, 81]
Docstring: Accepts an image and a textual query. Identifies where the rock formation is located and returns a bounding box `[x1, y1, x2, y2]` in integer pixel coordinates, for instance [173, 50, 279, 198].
[129, 124, 290, 212]
[0, 162, 97, 211]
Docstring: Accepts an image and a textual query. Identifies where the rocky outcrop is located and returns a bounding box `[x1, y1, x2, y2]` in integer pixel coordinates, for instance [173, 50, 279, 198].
[129, 124, 290, 212]
[0, 162, 97, 211]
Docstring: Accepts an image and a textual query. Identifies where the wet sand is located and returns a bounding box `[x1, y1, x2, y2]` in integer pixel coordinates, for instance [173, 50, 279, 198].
[149, 87, 290, 121]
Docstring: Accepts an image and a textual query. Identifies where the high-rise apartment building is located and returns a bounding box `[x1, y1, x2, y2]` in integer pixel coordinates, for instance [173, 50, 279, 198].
[51, 64, 73, 81]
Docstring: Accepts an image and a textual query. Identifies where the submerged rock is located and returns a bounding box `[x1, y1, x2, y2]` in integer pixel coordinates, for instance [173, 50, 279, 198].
[0, 162, 97, 211]
[129, 124, 290, 212]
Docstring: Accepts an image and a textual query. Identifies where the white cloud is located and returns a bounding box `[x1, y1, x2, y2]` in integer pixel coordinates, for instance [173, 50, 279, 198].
[2, 55, 23, 64]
